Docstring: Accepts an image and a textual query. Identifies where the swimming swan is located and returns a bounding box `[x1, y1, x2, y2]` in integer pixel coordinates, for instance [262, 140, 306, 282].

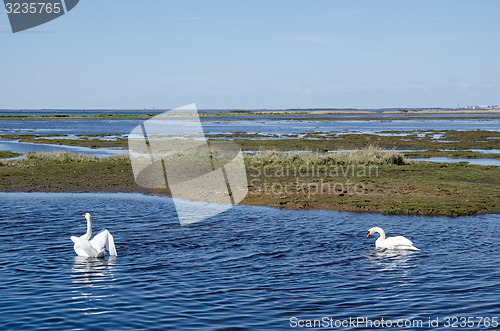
[71, 213, 117, 257]
[366, 227, 419, 251]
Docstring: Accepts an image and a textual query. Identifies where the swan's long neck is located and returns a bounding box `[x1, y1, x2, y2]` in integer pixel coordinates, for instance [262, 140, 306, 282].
[83, 215, 92, 240]
[375, 227, 386, 241]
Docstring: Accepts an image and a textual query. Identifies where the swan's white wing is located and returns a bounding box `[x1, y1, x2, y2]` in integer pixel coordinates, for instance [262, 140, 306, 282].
[89, 230, 107, 251]
[379, 236, 418, 250]
[71, 235, 98, 257]
[392, 236, 414, 246]
[90, 229, 117, 256]
[107, 231, 117, 256]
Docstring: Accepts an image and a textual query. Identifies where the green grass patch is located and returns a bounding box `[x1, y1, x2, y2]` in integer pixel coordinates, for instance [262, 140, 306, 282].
[0, 151, 498, 216]
[0, 151, 22, 159]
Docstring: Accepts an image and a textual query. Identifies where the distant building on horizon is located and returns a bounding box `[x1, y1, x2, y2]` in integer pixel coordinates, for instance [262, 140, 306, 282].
[465, 105, 499, 110]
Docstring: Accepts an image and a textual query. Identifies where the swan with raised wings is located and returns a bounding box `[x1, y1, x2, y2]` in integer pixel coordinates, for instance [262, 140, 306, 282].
[71, 213, 117, 257]
[366, 227, 419, 251]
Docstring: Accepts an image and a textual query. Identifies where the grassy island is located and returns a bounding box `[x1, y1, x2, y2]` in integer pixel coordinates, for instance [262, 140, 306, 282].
[0, 150, 498, 217]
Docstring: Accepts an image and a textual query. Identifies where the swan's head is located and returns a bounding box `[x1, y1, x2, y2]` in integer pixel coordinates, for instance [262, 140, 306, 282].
[82, 212, 91, 220]
[367, 226, 383, 238]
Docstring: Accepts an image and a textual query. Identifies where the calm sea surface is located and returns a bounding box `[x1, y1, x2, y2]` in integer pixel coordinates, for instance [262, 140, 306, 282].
[0, 192, 499, 330]
[1, 114, 500, 137]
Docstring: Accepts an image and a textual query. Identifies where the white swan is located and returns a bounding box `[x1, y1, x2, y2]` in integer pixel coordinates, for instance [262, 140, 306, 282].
[71, 213, 117, 257]
[366, 227, 419, 251]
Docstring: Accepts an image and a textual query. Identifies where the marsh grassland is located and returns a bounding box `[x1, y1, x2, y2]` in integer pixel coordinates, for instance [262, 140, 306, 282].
[0, 150, 497, 216]
[0, 151, 21, 159]
[3, 129, 499, 159]
[1, 112, 498, 216]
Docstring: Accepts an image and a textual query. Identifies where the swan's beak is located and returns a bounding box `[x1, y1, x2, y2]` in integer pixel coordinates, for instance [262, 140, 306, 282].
[82, 214, 85, 217]
[366, 232, 370, 238]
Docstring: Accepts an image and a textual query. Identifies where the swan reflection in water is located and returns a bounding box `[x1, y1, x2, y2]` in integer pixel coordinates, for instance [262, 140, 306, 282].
[366, 249, 418, 272]
[71, 256, 117, 314]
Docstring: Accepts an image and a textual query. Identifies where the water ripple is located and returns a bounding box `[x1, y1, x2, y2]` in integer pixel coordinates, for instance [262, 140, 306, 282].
[0, 192, 499, 330]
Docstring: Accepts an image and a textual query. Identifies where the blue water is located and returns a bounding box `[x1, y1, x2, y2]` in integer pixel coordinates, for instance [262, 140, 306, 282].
[1, 108, 500, 117]
[1, 116, 499, 158]
[0, 192, 499, 330]
[1, 116, 499, 137]
[411, 157, 500, 167]
[0, 139, 127, 158]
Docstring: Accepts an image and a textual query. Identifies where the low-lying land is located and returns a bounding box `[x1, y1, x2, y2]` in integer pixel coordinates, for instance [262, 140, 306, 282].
[221, 130, 500, 156]
[0, 150, 498, 216]
[0, 151, 21, 159]
[2, 130, 500, 160]
[0, 109, 499, 120]
[0, 134, 126, 148]
[243, 150, 499, 216]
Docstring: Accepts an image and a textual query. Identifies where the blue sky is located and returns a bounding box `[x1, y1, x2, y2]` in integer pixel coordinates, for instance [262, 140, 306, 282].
[1, 0, 499, 109]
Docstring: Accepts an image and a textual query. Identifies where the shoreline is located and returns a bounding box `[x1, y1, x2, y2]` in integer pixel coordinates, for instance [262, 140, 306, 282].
[0, 109, 499, 120]
[1, 151, 498, 217]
